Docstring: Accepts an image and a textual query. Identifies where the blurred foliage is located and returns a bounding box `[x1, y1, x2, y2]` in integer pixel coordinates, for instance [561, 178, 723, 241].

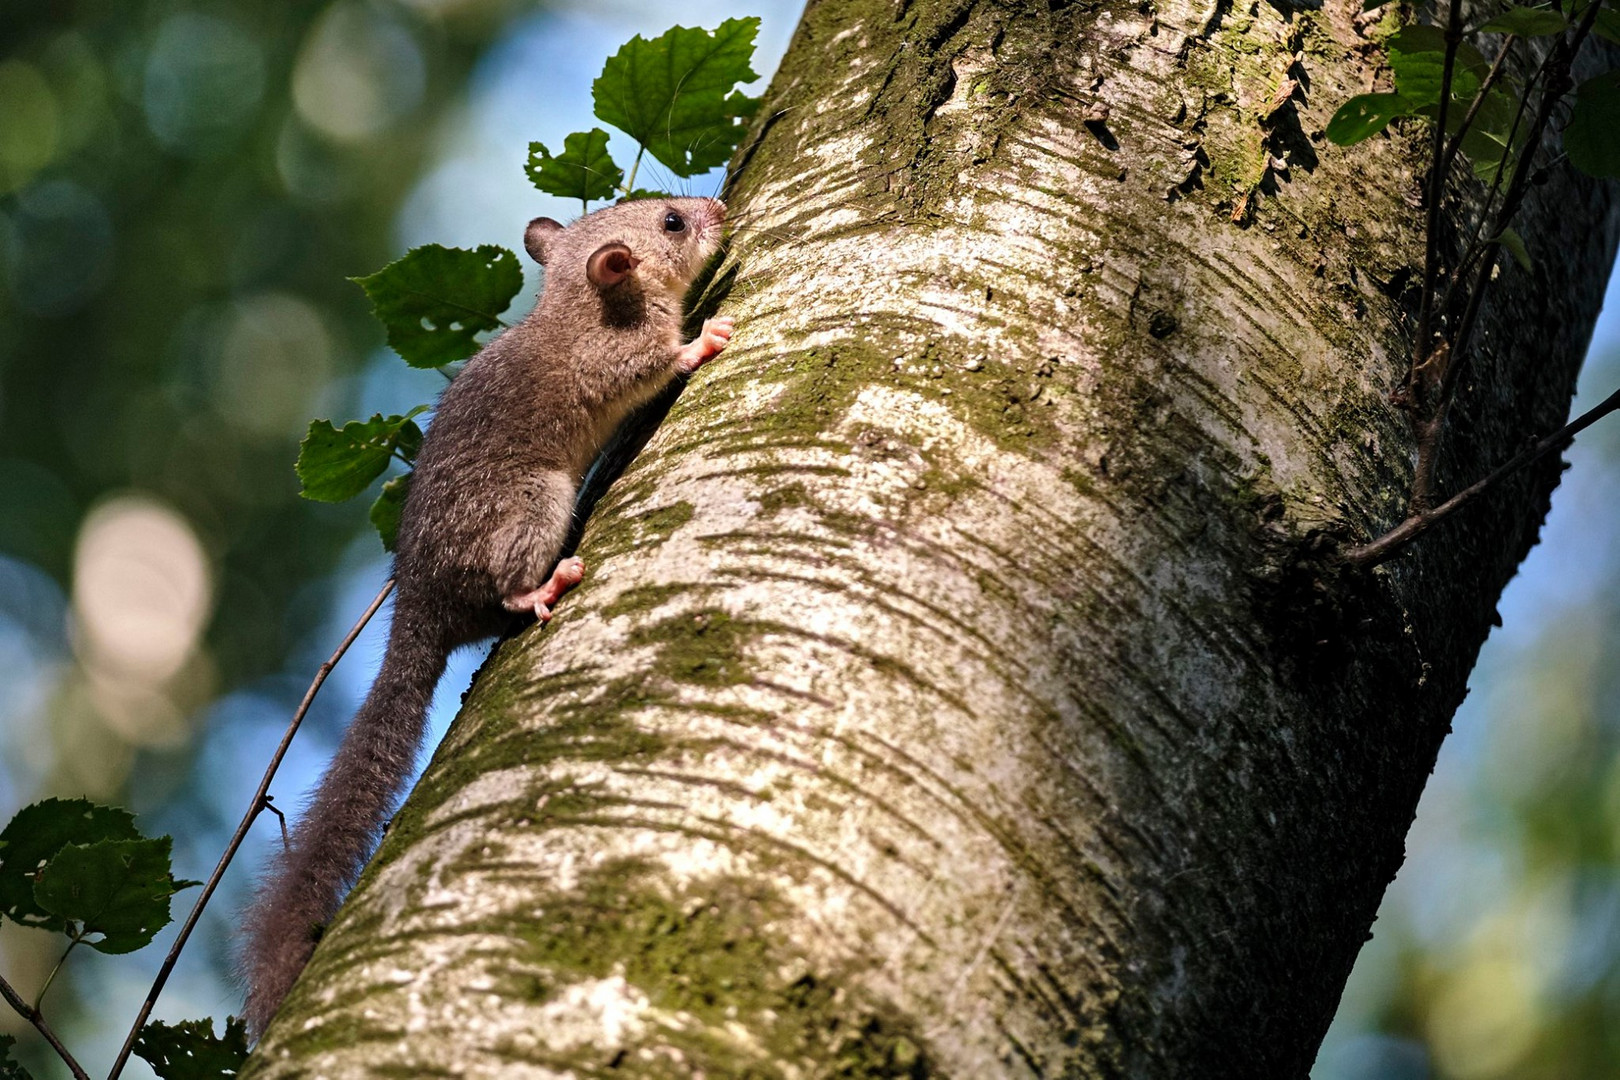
[0, 1, 546, 1073]
[0, 0, 535, 692]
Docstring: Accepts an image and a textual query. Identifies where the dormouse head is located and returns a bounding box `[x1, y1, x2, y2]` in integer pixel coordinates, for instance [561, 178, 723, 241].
[524, 197, 726, 299]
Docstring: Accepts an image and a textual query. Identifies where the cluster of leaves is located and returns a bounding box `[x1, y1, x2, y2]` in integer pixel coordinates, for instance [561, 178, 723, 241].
[295, 20, 762, 551]
[0, 799, 244, 1078]
[1, 1035, 32, 1080]
[1327, 2, 1620, 180]
[132, 1018, 249, 1080]
[0, 800, 195, 960]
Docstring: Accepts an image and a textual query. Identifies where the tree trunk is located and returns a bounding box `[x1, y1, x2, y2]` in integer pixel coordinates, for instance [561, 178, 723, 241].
[242, 1, 1618, 1076]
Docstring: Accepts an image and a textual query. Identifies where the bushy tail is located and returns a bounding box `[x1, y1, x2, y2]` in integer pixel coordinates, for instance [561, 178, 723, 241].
[239, 604, 447, 1036]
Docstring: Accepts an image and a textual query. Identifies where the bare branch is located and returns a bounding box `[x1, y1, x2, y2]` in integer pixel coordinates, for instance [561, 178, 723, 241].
[0, 971, 91, 1080]
[1409, 0, 1468, 402]
[104, 578, 397, 1080]
[1346, 386, 1620, 567]
[1438, 35, 1516, 179]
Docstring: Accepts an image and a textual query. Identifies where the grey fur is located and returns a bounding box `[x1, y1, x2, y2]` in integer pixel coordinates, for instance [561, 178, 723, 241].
[238, 197, 728, 1036]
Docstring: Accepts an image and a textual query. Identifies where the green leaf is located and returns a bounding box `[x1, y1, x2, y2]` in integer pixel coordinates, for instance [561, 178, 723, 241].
[370, 474, 411, 552]
[1463, 130, 1514, 183]
[133, 1017, 249, 1080]
[351, 245, 522, 368]
[1594, 5, 1620, 45]
[0, 1034, 36, 1080]
[1566, 71, 1620, 179]
[34, 837, 199, 954]
[1326, 92, 1418, 144]
[395, 416, 425, 463]
[296, 408, 427, 503]
[592, 18, 762, 177]
[1451, 83, 1522, 182]
[526, 129, 623, 204]
[1387, 26, 1488, 107]
[0, 798, 138, 932]
[1477, 5, 1567, 35]
[1494, 227, 1532, 270]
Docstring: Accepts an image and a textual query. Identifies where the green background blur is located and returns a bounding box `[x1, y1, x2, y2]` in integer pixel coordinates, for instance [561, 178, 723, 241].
[0, 2, 1614, 1077]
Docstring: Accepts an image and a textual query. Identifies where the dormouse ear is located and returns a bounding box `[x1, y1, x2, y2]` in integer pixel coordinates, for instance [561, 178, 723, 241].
[586, 242, 639, 289]
[525, 217, 563, 265]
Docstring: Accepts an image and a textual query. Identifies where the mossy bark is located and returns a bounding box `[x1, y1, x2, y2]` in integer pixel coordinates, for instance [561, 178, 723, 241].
[243, 1, 1618, 1076]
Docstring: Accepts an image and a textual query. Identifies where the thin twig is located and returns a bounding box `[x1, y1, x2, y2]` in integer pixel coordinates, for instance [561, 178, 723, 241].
[262, 795, 290, 850]
[1410, 0, 1467, 388]
[104, 578, 396, 1080]
[1440, 48, 1543, 321]
[1409, 7, 1599, 512]
[1445, 78, 1569, 383]
[1346, 385, 1620, 567]
[1437, 34, 1516, 178]
[0, 971, 91, 1080]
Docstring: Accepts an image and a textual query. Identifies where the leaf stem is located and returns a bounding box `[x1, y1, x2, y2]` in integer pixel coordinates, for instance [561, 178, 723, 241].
[0, 971, 91, 1080]
[104, 578, 397, 1080]
[1347, 385, 1620, 568]
[624, 146, 646, 196]
[32, 938, 77, 1012]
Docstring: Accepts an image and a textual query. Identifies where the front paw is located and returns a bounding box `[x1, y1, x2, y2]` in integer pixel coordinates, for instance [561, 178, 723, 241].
[674, 316, 735, 374]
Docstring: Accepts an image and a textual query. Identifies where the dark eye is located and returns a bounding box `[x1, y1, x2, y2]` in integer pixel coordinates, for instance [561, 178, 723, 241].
[662, 211, 686, 233]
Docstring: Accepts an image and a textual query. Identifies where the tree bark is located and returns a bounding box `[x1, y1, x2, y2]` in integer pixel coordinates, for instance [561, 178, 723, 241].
[242, 1, 1618, 1076]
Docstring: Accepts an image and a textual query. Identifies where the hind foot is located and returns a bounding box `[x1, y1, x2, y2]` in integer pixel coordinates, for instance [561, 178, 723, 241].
[502, 557, 586, 622]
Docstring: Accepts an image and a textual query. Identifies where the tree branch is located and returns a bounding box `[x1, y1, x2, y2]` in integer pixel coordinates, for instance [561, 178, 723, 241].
[1409, 0, 1467, 402]
[1441, 48, 1541, 323]
[104, 578, 396, 1080]
[1345, 385, 1620, 568]
[0, 971, 90, 1080]
[1407, 4, 1600, 513]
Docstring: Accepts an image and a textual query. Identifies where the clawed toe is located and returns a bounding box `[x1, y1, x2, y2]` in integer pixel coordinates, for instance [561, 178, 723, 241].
[504, 557, 588, 622]
[502, 590, 553, 621]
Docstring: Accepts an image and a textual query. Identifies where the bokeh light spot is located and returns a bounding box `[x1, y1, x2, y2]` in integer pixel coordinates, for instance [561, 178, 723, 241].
[1427, 955, 1540, 1079]
[212, 292, 335, 438]
[0, 179, 114, 317]
[38, 34, 110, 158]
[292, 2, 425, 143]
[143, 13, 265, 157]
[0, 61, 60, 194]
[72, 495, 213, 686]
